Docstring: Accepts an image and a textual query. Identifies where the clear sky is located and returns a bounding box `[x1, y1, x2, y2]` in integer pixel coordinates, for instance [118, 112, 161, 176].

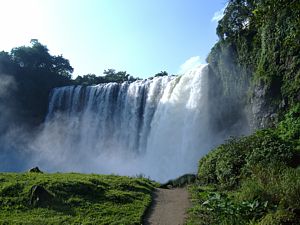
[0, 0, 227, 78]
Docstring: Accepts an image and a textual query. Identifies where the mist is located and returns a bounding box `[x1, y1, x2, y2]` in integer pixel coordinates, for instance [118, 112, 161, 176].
[0, 74, 31, 171]
[0, 75, 16, 133]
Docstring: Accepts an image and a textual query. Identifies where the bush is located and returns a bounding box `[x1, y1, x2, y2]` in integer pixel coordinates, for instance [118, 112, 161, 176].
[276, 103, 300, 150]
[191, 166, 300, 225]
[238, 166, 300, 209]
[244, 132, 293, 170]
[198, 149, 220, 185]
[258, 209, 298, 225]
[198, 130, 294, 189]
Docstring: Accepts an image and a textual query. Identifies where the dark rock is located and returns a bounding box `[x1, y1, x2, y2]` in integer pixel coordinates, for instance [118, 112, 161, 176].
[29, 185, 54, 206]
[249, 84, 278, 129]
[160, 174, 197, 189]
[28, 167, 43, 173]
[279, 98, 287, 109]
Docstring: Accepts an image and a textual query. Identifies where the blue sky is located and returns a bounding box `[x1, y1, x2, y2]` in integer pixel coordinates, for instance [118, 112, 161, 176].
[0, 0, 227, 78]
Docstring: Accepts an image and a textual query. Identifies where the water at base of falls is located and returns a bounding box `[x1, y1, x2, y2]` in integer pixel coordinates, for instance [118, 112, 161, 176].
[33, 65, 217, 182]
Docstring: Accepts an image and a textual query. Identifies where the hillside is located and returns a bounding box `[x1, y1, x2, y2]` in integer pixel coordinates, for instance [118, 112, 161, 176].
[207, 0, 300, 131]
[187, 1, 300, 224]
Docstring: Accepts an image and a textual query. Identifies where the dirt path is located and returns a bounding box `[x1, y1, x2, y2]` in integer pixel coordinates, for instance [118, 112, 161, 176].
[144, 188, 191, 225]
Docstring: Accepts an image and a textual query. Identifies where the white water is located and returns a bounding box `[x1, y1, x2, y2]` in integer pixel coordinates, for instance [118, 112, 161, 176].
[32, 65, 216, 182]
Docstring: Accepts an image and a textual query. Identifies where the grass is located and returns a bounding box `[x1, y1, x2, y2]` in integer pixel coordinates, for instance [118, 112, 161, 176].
[0, 172, 157, 225]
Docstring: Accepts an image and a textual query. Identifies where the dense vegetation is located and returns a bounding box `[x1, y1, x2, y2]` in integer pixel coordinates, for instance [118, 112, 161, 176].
[188, 0, 300, 224]
[0, 172, 156, 224]
[73, 69, 140, 86]
[207, 0, 300, 129]
[188, 104, 300, 225]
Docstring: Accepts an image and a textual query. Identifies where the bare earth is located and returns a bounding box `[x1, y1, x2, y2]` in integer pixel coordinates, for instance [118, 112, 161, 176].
[144, 188, 191, 225]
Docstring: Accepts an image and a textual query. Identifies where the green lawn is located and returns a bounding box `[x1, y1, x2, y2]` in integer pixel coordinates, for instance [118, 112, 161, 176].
[0, 172, 156, 225]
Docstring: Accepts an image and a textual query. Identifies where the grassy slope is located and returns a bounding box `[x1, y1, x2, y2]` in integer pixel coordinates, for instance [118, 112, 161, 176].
[0, 172, 156, 225]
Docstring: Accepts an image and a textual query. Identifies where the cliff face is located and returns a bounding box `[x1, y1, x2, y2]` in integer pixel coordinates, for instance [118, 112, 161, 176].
[207, 0, 300, 131]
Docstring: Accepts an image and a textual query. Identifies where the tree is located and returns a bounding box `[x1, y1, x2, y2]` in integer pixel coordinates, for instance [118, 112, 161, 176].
[0, 40, 73, 126]
[103, 69, 130, 83]
[217, 0, 256, 40]
[154, 71, 168, 77]
[73, 74, 104, 86]
[10, 40, 73, 78]
[51, 55, 73, 79]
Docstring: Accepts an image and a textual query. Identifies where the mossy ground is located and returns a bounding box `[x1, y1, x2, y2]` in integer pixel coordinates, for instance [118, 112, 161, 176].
[0, 172, 157, 225]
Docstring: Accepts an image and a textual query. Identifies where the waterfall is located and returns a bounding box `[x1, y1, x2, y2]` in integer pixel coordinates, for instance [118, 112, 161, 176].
[34, 65, 216, 181]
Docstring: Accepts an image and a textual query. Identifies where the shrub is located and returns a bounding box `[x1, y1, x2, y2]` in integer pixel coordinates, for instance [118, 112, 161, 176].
[198, 149, 220, 185]
[244, 132, 293, 171]
[276, 103, 300, 151]
[238, 166, 300, 209]
[198, 130, 294, 189]
[258, 209, 298, 225]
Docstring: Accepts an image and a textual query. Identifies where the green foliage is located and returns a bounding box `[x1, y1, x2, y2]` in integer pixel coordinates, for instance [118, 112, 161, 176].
[217, 0, 256, 40]
[73, 73, 101, 86]
[189, 166, 300, 225]
[73, 69, 170, 86]
[187, 185, 271, 225]
[154, 71, 168, 77]
[209, 0, 300, 114]
[11, 39, 73, 79]
[258, 209, 299, 225]
[238, 166, 300, 209]
[0, 172, 156, 224]
[73, 69, 140, 86]
[103, 69, 129, 83]
[276, 104, 300, 146]
[0, 40, 73, 126]
[194, 103, 300, 224]
[192, 1, 300, 224]
[198, 130, 294, 189]
[244, 132, 293, 169]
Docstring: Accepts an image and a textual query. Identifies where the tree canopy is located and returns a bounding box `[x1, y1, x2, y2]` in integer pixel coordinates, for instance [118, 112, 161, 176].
[73, 69, 140, 86]
[11, 39, 73, 78]
[0, 40, 73, 126]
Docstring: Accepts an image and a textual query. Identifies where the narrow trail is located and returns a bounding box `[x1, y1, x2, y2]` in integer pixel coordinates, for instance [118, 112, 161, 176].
[144, 188, 191, 225]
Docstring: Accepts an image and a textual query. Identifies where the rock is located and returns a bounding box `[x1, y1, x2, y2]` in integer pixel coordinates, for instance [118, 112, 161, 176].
[279, 98, 287, 109]
[249, 83, 278, 129]
[28, 167, 43, 173]
[29, 185, 54, 206]
[160, 174, 197, 189]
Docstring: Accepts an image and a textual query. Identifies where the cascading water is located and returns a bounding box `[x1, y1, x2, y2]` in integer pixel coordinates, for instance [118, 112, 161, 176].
[33, 65, 216, 181]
